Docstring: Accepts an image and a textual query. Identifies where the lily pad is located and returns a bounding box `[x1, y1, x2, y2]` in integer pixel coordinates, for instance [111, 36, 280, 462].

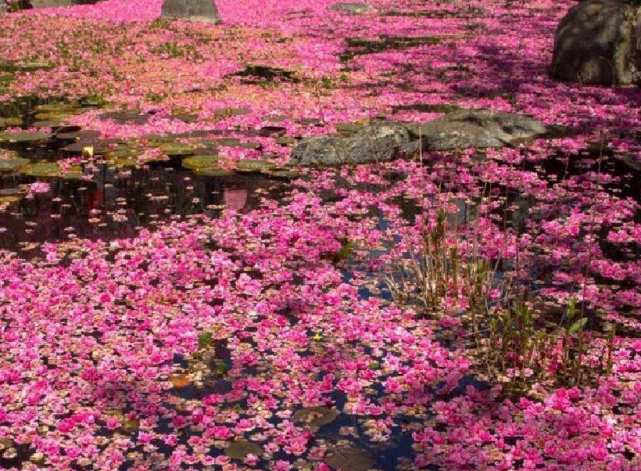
[237, 141, 262, 150]
[325, 447, 375, 471]
[34, 112, 70, 121]
[100, 111, 150, 125]
[62, 167, 85, 180]
[169, 374, 192, 389]
[195, 167, 236, 177]
[0, 188, 25, 197]
[112, 157, 140, 168]
[234, 159, 277, 173]
[182, 155, 220, 170]
[158, 142, 195, 157]
[16, 62, 55, 71]
[32, 121, 66, 129]
[21, 162, 63, 178]
[0, 132, 53, 143]
[205, 138, 240, 147]
[21, 162, 83, 179]
[213, 107, 252, 118]
[293, 407, 338, 427]
[35, 103, 80, 114]
[225, 440, 263, 461]
[105, 148, 141, 160]
[0, 158, 29, 172]
[121, 418, 140, 432]
[262, 169, 300, 180]
[0, 117, 24, 128]
[0, 195, 23, 204]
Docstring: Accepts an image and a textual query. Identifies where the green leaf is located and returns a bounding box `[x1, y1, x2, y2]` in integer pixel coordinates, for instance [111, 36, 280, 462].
[337, 241, 356, 261]
[569, 317, 588, 335]
[215, 362, 229, 375]
[198, 332, 213, 348]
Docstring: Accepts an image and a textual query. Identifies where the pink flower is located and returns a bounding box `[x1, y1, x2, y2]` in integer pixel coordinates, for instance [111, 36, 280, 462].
[236, 273, 262, 297]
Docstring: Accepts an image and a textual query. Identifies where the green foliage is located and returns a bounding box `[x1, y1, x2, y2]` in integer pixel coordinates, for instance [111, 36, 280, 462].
[198, 332, 213, 349]
[386, 207, 615, 396]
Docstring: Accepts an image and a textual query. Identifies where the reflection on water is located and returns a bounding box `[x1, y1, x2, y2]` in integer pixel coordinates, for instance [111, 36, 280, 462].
[0, 162, 283, 253]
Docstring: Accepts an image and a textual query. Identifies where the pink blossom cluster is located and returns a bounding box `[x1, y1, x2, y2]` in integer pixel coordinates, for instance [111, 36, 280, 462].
[0, 0, 640, 469]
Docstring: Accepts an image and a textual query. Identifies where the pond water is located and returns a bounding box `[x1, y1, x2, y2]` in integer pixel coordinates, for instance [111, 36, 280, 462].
[1, 95, 640, 471]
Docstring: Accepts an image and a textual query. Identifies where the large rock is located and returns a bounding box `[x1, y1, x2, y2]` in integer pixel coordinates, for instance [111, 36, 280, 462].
[550, 0, 641, 86]
[290, 123, 413, 166]
[161, 0, 220, 24]
[290, 110, 555, 167]
[406, 109, 552, 151]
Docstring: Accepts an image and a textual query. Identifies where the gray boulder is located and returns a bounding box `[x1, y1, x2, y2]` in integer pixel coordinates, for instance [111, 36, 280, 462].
[407, 109, 552, 151]
[328, 3, 376, 14]
[161, 0, 220, 24]
[290, 110, 556, 167]
[550, 0, 641, 86]
[290, 123, 412, 166]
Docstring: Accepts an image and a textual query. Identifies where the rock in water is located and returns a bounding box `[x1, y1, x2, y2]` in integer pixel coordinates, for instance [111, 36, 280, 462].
[161, 0, 220, 24]
[290, 122, 413, 166]
[290, 111, 556, 167]
[550, 0, 641, 86]
[406, 109, 553, 150]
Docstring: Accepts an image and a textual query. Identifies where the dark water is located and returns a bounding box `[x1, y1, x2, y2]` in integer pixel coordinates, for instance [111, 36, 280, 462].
[0, 162, 281, 253]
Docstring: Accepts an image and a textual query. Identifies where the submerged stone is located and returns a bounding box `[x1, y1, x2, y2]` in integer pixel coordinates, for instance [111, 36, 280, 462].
[225, 440, 263, 461]
[161, 0, 221, 24]
[325, 447, 375, 471]
[293, 406, 338, 427]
